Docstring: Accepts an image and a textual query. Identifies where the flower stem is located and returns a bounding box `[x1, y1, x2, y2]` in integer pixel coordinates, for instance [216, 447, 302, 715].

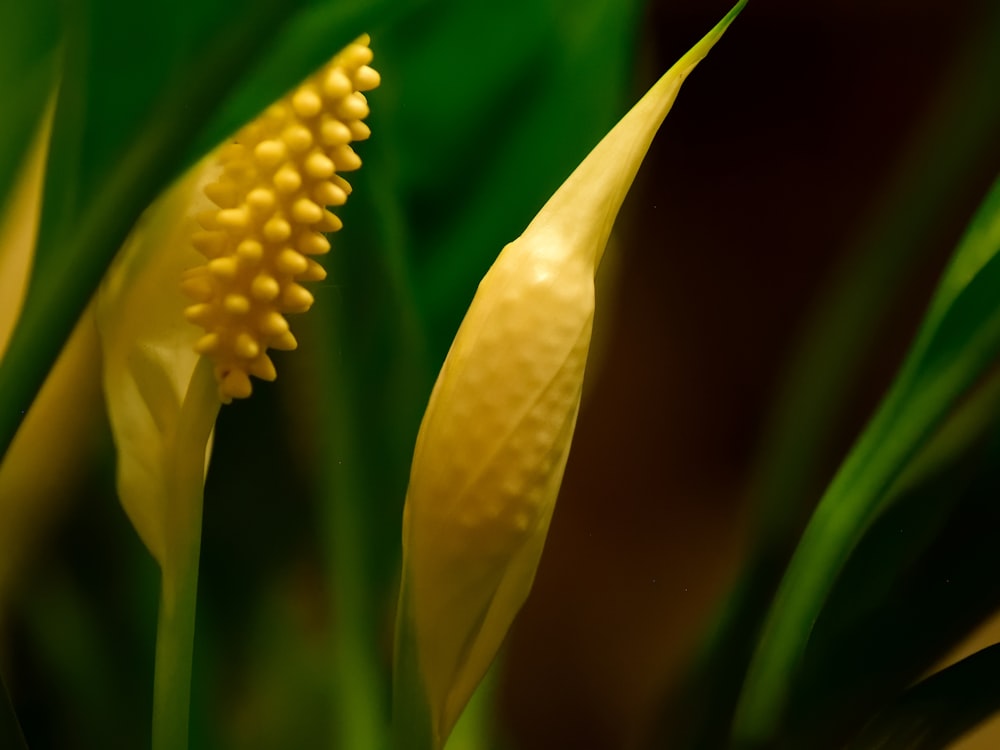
[152, 552, 201, 750]
[151, 359, 219, 750]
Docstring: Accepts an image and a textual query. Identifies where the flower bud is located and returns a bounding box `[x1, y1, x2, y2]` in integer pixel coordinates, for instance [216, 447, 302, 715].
[397, 4, 745, 744]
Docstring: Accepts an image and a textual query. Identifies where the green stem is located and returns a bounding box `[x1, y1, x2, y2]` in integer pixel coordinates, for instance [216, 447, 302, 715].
[151, 358, 219, 750]
[152, 557, 200, 750]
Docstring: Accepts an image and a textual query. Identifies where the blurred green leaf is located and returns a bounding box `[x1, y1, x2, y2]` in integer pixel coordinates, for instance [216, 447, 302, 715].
[734, 170, 1000, 745]
[845, 643, 1000, 750]
[785, 407, 1000, 747]
[189, 0, 431, 163]
[379, 0, 645, 355]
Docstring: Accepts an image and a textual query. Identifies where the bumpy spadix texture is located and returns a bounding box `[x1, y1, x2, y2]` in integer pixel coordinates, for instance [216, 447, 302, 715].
[182, 36, 379, 402]
[397, 4, 745, 746]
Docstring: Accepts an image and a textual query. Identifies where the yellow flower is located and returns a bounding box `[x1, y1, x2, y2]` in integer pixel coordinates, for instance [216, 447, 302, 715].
[95, 36, 379, 570]
[86, 36, 382, 750]
[395, 4, 745, 746]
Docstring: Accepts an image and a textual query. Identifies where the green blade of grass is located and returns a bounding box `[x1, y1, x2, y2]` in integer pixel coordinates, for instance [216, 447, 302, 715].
[783, 406, 1000, 746]
[733, 171, 1000, 746]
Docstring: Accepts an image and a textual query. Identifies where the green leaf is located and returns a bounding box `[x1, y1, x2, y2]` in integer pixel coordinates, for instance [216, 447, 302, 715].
[733, 171, 1000, 746]
[845, 643, 1000, 750]
[784, 410, 1000, 747]
[380, 0, 648, 355]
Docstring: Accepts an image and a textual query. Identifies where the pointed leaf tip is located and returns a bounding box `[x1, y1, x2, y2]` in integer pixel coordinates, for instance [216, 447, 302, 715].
[527, 0, 746, 269]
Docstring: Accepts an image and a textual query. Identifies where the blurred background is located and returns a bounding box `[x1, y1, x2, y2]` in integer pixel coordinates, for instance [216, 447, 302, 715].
[508, 1, 1000, 748]
[2, 0, 1000, 748]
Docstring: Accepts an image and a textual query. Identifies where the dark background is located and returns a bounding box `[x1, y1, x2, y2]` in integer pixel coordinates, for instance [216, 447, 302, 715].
[503, 1, 1000, 747]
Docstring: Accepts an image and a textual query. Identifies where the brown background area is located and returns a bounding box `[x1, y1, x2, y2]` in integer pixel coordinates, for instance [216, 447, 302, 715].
[501, 2, 1000, 748]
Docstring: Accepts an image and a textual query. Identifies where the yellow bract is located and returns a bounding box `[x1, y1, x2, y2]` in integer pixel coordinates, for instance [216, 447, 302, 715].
[97, 164, 217, 567]
[403, 228, 594, 745]
[397, 3, 745, 745]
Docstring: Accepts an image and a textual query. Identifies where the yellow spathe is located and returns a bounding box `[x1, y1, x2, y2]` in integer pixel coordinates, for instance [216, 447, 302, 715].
[95, 38, 378, 568]
[397, 3, 746, 745]
[96, 161, 217, 568]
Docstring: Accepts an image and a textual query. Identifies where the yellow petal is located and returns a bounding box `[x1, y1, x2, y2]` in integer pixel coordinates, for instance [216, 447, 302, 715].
[399, 3, 745, 744]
